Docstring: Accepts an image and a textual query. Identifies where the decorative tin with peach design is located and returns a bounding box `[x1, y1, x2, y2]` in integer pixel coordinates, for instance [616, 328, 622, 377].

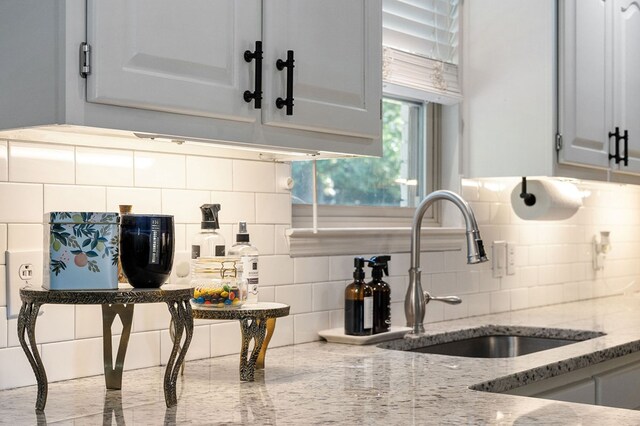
[44, 212, 120, 290]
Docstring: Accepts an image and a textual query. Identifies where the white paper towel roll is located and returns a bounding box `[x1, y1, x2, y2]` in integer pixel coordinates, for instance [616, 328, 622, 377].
[511, 179, 582, 220]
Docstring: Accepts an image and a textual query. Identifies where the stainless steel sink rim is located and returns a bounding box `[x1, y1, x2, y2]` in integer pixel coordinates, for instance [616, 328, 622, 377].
[378, 324, 606, 358]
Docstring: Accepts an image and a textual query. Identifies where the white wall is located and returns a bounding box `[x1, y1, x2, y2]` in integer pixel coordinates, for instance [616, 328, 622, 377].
[1, 137, 639, 390]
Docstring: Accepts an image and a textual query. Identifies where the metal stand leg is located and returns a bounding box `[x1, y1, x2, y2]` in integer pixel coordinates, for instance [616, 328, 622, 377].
[17, 301, 47, 411]
[164, 300, 193, 407]
[256, 318, 276, 369]
[102, 304, 134, 390]
[239, 317, 267, 381]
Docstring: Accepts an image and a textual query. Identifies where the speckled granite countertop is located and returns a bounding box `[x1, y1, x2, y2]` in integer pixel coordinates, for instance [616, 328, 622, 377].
[4, 294, 640, 424]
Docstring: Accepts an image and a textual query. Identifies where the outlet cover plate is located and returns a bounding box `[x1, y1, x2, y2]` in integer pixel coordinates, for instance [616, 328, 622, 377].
[6, 250, 43, 318]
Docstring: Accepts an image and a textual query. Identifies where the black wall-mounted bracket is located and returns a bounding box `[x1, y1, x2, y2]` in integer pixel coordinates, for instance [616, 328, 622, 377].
[520, 177, 536, 206]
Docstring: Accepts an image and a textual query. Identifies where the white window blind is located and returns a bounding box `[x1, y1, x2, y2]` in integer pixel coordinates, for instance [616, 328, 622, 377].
[383, 0, 461, 104]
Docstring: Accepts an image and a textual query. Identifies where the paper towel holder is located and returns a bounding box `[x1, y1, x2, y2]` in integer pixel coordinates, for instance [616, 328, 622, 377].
[519, 177, 537, 206]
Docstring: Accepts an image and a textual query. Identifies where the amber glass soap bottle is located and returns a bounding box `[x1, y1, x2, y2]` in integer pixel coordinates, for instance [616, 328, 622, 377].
[344, 257, 373, 336]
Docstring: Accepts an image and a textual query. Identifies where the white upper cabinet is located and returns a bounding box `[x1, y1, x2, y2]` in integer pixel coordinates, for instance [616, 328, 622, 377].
[558, 0, 612, 169]
[262, 0, 381, 138]
[86, 0, 260, 123]
[560, 0, 640, 175]
[0, 0, 382, 157]
[613, 0, 640, 172]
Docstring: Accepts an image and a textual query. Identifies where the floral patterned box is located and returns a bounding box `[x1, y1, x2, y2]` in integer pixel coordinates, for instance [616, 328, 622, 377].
[44, 212, 120, 290]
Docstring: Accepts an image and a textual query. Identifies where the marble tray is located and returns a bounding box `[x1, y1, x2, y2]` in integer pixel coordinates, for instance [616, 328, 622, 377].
[318, 326, 411, 345]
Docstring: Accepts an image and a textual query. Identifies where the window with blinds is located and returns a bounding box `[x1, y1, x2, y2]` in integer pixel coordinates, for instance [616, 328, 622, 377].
[383, 0, 461, 104]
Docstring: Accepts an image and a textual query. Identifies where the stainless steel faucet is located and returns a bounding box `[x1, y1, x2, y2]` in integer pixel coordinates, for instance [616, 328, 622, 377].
[405, 190, 489, 334]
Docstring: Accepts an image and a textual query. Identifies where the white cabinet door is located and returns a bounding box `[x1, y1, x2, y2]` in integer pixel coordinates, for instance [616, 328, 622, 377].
[536, 378, 596, 405]
[613, 0, 640, 172]
[559, 0, 612, 169]
[86, 0, 260, 123]
[262, 0, 381, 139]
[595, 360, 640, 409]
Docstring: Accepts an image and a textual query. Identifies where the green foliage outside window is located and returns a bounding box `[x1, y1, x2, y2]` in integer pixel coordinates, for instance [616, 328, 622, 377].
[292, 99, 416, 207]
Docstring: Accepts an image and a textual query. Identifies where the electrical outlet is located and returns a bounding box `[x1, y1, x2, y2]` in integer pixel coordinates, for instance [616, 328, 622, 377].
[506, 243, 516, 276]
[492, 241, 506, 279]
[6, 250, 43, 318]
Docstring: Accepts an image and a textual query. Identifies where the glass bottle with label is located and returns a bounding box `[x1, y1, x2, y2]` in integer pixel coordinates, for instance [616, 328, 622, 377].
[367, 255, 391, 334]
[191, 204, 225, 261]
[344, 257, 373, 336]
[228, 221, 259, 305]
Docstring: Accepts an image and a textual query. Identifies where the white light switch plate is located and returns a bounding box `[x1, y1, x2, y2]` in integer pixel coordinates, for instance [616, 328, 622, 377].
[6, 250, 43, 318]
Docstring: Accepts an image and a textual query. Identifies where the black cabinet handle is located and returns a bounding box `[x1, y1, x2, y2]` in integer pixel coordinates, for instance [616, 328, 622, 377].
[276, 50, 295, 115]
[609, 127, 630, 166]
[609, 127, 622, 164]
[623, 129, 629, 166]
[243, 41, 263, 109]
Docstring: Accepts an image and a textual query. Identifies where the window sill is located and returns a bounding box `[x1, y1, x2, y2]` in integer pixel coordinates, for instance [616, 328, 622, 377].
[286, 227, 466, 258]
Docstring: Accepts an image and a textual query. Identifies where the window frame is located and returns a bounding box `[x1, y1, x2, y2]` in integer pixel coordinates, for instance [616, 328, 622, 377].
[292, 98, 441, 229]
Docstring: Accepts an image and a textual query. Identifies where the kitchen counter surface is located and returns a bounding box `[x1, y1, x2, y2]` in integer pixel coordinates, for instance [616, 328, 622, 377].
[4, 295, 640, 424]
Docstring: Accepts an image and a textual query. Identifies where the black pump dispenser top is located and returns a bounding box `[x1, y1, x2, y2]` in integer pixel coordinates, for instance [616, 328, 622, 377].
[236, 221, 250, 242]
[368, 255, 391, 279]
[353, 257, 366, 280]
[200, 204, 221, 229]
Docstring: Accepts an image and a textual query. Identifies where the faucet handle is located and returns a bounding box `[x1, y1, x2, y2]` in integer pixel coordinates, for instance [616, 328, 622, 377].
[424, 292, 462, 305]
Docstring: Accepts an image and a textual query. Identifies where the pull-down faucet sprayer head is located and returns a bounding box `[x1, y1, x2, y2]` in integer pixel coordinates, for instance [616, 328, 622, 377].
[466, 230, 488, 264]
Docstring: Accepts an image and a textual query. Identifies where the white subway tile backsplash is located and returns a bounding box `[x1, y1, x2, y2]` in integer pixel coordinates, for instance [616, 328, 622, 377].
[329, 309, 344, 329]
[275, 163, 292, 194]
[9, 142, 74, 184]
[210, 191, 255, 224]
[0, 141, 7, 181]
[275, 284, 312, 314]
[0, 224, 6, 265]
[8, 305, 74, 347]
[259, 286, 275, 303]
[465, 293, 491, 317]
[161, 189, 210, 223]
[293, 311, 329, 344]
[444, 301, 467, 320]
[161, 324, 210, 364]
[0, 183, 43, 223]
[210, 321, 241, 357]
[0, 307, 7, 348]
[42, 338, 103, 382]
[269, 315, 294, 348]
[260, 255, 294, 287]
[135, 152, 185, 189]
[186, 156, 232, 191]
[0, 266, 6, 307]
[0, 346, 38, 389]
[106, 187, 162, 214]
[132, 303, 171, 333]
[312, 281, 344, 311]
[420, 252, 445, 274]
[7, 224, 43, 251]
[44, 184, 106, 213]
[510, 288, 529, 311]
[329, 256, 356, 281]
[231, 223, 274, 255]
[233, 160, 275, 193]
[121, 331, 161, 371]
[76, 147, 133, 187]
[274, 225, 290, 255]
[255, 193, 291, 224]
[490, 291, 511, 313]
[294, 257, 329, 284]
[76, 305, 123, 339]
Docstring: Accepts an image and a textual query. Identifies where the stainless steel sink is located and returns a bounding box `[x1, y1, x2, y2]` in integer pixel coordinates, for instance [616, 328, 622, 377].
[379, 326, 605, 358]
[410, 335, 578, 358]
